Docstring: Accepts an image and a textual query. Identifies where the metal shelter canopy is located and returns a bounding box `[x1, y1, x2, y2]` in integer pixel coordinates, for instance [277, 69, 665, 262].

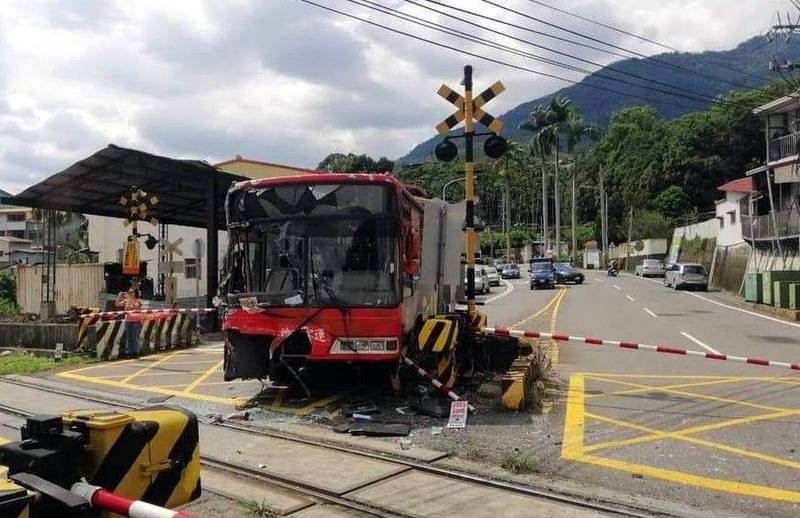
[7, 144, 249, 310]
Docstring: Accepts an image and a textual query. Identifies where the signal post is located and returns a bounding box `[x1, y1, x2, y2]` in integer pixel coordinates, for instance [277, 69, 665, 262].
[435, 65, 507, 320]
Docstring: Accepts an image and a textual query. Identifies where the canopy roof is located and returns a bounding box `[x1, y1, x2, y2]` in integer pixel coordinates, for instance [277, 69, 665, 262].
[6, 145, 248, 229]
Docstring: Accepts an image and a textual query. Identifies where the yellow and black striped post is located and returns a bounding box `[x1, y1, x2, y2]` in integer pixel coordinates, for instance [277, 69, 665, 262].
[463, 65, 477, 318]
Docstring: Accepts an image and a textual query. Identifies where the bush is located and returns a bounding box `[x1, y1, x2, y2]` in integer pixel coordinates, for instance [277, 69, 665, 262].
[0, 271, 15, 303]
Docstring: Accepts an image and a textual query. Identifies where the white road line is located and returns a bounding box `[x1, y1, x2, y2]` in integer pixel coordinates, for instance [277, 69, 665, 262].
[680, 331, 721, 355]
[613, 285, 621, 291]
[485, 279, 514, 304]
[625, 294, 635, 302]
[685, 291, 800, 330]
[643, 307, 658, 318]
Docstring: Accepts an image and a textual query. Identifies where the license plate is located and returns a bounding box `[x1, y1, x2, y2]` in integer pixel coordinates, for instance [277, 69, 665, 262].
[239, 296, 258, 308]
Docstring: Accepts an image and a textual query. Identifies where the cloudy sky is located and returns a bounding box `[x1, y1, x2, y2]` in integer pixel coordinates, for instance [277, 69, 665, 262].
[0, 0, 787, 193]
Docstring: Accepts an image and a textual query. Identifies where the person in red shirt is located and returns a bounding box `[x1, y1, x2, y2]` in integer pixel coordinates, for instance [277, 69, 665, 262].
[116, 287, 143, 358]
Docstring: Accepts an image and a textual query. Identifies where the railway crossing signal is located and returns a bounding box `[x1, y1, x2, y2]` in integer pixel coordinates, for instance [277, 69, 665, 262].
[434, 66, 508, 318]
[119, 187, 159, 227]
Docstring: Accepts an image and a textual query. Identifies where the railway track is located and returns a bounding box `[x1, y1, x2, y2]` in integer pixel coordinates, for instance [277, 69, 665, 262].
[0, 376, 666, 517]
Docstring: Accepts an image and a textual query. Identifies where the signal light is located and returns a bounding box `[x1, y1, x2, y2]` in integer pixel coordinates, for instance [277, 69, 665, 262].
[435, 139, 458, 162]
[145, 235, 158, 250]
[484, 133, 508, 159]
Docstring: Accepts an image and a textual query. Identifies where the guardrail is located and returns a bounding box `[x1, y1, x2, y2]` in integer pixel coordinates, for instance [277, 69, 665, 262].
[741, 209, 800, 241]
[769, 131, 800, 162]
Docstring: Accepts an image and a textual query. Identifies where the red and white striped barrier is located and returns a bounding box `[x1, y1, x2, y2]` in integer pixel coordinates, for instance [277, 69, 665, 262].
[79, 308, 217, 319]
[71, 482, 194, 518]
[401, 355, 476, 412]
[480, 327, 800, 372]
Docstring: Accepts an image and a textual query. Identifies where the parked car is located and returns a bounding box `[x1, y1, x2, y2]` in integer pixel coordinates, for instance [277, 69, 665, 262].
[635, 259, 666, 277]
[664, 263, 708, 291]
[501, 263, 520, 279]
[465, 267, 491, 294]
[485, 266, 501, 286]
[554, 262, 584, 284]
[529, 259, 555, 290]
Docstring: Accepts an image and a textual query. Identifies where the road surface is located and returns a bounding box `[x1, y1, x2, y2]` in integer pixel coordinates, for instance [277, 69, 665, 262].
[485, 271, 800, 517]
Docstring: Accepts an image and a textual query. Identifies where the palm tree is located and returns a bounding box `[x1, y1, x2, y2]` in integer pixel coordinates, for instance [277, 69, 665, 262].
[521, 96, 570, 254]
[563, 114, 600, 262]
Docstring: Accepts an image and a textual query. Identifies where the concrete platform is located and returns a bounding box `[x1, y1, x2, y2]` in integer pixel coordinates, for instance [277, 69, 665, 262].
[288, 504, 373, 517]
[346, 470, 610, 517]
[200, 425, 408, 494]
[201, 469, 313, 515]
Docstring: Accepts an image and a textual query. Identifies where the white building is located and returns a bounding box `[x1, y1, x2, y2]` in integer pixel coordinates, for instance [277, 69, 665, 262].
[714, 177, 752, 247]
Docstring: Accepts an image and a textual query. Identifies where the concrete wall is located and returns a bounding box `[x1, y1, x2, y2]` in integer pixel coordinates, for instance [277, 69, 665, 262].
[668, 218, 718, 263]
[710, 243, 751, 293]
[0, 322, 78, 349]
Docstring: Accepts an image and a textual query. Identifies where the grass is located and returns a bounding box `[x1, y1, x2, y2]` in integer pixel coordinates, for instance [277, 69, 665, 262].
[501, 454, 540, 475]
[238, 499, 280, 517]
[463, 447, 490, 462]
[0, 353, 96, 376]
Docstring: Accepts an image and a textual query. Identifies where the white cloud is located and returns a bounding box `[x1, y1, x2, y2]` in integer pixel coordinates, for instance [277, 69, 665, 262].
[0, 0, 790, 193]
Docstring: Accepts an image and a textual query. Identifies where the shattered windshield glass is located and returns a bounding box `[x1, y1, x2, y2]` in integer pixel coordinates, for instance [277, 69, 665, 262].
[226, 183, 398, 307]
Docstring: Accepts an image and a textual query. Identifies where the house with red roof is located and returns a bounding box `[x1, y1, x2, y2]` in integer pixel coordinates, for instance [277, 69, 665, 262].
[714, 177, 753, 247]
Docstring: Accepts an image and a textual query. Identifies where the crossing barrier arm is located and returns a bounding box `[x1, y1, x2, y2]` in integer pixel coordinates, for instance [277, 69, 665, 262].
[480, 327, 800, 372]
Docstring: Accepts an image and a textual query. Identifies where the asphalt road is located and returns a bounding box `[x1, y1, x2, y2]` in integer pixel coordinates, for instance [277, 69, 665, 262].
[485, 270, 800, 517]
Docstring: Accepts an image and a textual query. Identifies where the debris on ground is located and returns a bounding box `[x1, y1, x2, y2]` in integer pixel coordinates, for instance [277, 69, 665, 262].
[226, 411, 250, 421]
[431, 426, 443, 435]
[342, 398, 380, 416]
[412, 396, 451, 418]
[349, 422, 410, 437]
[351, 413, 373, 421]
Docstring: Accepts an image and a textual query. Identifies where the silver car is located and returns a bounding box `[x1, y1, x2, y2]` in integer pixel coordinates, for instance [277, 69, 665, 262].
[464, 267, 491, 294]
[484, 266, 501, 286]
[664, 263, 708, 291]
[635, 259, 666, 277]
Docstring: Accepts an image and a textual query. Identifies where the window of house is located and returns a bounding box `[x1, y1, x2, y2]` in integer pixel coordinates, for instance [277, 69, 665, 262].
[729, 211, 736, 224]
[718, 217, 724, 228]
[185, 258, 200, 279]
[6, 213, 26, 222]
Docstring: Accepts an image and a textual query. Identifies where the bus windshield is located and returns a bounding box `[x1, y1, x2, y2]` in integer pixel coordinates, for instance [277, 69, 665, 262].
[224, 183, 398, 307]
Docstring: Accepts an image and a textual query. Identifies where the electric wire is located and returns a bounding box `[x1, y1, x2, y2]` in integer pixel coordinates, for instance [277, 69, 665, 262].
[293, 0, 704, 111]
[401, 0, 723, 105]
[523, 0, 768, 83]
[466, 0, 757, 90]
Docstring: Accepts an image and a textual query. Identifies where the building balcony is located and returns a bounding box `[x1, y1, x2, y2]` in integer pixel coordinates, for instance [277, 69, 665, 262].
[768, 131, 800, 163]
[742, 210, 800, 242]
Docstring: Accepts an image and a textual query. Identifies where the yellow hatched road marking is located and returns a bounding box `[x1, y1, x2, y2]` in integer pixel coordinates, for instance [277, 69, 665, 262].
[181, 360, 224, 394]
[584, 377, 749, 399]
[562, 373, 800, 502]
[586, 375, 789, 413]
[584, 411, 800, 470]
[512, 288, 563, 328]
[57, 370, 236, 405]
[121, 351, 182, 383]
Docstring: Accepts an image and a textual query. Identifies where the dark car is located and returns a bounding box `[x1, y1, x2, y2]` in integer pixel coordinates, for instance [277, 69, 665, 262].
[554, 262, 584, 284]
[501, 264, 520, 279]
[529, 259, 555, 289]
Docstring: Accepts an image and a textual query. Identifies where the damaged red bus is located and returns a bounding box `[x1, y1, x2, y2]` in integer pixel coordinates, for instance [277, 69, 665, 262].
[220, 173, 464, 383]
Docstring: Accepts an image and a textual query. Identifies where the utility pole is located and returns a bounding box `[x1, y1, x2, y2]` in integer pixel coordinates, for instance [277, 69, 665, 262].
[505, 175, 511, 261]
[463, 66, 477, 317]
[626, 207, 633, 272]
[542, 160, 548, 255]
[571, 168, 577, 264]
[554, 138, 561, 258]
[599, 168, 607, 267]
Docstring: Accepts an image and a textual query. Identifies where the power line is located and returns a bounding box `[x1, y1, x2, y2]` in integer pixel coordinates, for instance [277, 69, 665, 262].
[354, 0, 713, 105]
[475, 0, 757, 90]
[291, 0, 704, 112]
[404, 0, 721, 105]
[524, 0, 768, 83]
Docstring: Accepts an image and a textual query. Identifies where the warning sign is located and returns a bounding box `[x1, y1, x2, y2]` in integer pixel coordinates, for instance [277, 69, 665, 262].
[446, 400, 469, 429]
[123, 238, 140, 275]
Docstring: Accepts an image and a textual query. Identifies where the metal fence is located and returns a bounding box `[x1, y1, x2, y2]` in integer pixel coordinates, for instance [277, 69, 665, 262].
[741, 209, 800, 241]
[769, 132, 800, 162]
[15, 263, 104, 314]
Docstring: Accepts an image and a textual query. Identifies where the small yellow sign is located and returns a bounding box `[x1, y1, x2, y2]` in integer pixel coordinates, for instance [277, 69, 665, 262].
[123, 238, 140, 275]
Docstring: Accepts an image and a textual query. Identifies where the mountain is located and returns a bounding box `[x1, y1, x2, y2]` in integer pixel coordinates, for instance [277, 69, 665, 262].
[399, 36, 795, 164]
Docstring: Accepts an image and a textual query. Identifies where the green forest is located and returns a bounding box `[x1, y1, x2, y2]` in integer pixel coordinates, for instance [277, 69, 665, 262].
[318, 81, 791, 256]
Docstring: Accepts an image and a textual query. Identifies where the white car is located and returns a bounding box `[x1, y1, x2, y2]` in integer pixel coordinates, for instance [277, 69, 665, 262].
[484, 266, 501, 286]
[664, 263, 708, 291]
[464, 268, 491, 294]
[635, 259, 666, 277]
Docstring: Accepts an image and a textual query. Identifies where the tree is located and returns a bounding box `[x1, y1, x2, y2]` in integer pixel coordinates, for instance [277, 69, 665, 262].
[316, 153, 394, 173]
[653, 186, 690, 221]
